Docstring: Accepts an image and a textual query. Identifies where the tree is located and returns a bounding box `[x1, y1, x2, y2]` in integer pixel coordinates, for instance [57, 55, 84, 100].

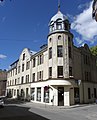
[90, 45, 97, 57]
[90, 45, 97, 66]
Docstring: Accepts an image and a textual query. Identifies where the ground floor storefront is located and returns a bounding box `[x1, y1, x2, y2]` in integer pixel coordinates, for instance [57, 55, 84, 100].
[6, 80, 97, 106]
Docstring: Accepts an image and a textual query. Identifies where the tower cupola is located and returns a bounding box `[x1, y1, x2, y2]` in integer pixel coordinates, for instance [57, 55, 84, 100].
[49, 9, 70, 34]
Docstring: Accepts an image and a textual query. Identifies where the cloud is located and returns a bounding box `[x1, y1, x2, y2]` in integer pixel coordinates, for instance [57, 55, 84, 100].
[71, 1, 97, 45]
[0, 0, 5, 6]
[0, 54, 7, 59]
[78, 2, 90, 10]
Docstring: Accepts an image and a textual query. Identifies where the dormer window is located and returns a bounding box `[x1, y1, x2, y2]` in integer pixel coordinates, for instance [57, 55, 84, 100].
[56, 22, 62, 30]
[23, 53, 25, 60]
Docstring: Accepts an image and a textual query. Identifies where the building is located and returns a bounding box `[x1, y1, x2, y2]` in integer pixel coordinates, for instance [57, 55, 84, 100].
[7, 7, 97, 106]
[0, 69, 7, 96]
[92, 0, 97, 21]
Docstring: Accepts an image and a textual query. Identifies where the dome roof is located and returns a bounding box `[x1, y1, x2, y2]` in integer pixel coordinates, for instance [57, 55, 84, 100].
[50, 11, 68, 23]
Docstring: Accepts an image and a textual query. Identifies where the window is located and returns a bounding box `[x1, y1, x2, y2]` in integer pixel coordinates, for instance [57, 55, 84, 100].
[26, 75, 29, 83]
[33, 58, 36, 67]
[31, 88, 35, 100]
[15, 68, 17, 75]
[21, 76, 24, 84]
[21, 89, 24, 97]
[14, 90, 16, 96]
[37, 71, 43, 81]
[49, 67, 52, 78]
[26, 61, 30, 70]
[7, 81, 9, 86]
[57, 46, 63, 57]
[10, 80, 11, 86]
[88, 88, 91, 99]
[85, 71, 91, 81]
[18, 66, 20, 73]
[68, 36, 71, 42]
[69, 46, 72, 58]
[56, 22, 62, 30]
[23, 53, 25, 60]
[44, 88, 49, 103]
[49, 38, 52, 42]
[17, 78, 20, 84]
[15, 79, 17, 85]
[32, 73, 35, 82]
[22, 63, 24, 72]
[58, 35, 61, 40]
[37, 56, 39, 65]
[37, 54, 44, 65]
[58, 66, 63, 78]
[17, 89, 19, 97]
[37, 87, 41, 102]
[94, 88, 96, 98]
[49, 47, 52, 59]
[40, 55, 42, 64]
[13, 70, 14, 76]
[26, 88, 29, 96]
[65, 22, 68, 30]
[69, 67, 72, 76]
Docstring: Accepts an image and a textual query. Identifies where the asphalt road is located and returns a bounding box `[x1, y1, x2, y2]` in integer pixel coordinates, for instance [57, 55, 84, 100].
[1, 99, 97, 120]
[0, 105, 49, 120]
[22, 102, 97, 120]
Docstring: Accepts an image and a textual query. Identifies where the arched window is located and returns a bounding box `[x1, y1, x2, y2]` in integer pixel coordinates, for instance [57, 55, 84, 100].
[58, 35, 61, 40]
[56, 19, 62, 30]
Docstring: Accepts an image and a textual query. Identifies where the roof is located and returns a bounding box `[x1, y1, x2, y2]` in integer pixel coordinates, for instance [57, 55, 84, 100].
[50, 11, 68, 24]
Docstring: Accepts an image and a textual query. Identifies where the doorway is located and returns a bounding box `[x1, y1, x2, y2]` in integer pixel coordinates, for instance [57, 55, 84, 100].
[58, 87, 64, 106]
[74, 88, 80, 104]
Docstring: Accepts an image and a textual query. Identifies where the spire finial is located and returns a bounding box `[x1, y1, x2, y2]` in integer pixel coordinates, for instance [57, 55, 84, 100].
[58, 0, 60, 11]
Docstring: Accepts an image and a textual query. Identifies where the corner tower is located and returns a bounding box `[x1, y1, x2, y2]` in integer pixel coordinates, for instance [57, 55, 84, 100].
[48, 6, 73, 79]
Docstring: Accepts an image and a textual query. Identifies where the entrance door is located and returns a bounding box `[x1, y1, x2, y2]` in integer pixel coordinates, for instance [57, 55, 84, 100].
[58, 87, 64, 106]
[74, 88, 80, 104]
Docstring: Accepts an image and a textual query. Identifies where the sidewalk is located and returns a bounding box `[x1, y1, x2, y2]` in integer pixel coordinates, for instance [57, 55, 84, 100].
[20, 101, 96, 110]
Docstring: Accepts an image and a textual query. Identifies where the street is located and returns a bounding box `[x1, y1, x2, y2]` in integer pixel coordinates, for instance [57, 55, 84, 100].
[0, 101, 97, 120]
[0, 105, 49, 120]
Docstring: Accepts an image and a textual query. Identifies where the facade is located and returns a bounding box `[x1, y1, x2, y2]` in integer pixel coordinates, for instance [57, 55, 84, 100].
[92, 0, 97, 21]
[0, 70, 7, 96]
[7, 8, 97, 106]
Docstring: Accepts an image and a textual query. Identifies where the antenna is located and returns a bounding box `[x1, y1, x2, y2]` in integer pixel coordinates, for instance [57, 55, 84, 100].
[58, 0, 60, 11]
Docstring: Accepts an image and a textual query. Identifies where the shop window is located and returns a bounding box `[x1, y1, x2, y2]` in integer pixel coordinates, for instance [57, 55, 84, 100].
[31, 88, 35, 100]
[37, 88, 41, 102]
[44, 88, 49, 103]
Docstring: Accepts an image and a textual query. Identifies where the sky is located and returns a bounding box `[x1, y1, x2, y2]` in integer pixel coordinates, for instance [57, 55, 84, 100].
[0, 0, 97, 70]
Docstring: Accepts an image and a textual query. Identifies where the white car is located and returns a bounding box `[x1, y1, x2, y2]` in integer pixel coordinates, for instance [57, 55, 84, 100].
[0, 97, 4, 108]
